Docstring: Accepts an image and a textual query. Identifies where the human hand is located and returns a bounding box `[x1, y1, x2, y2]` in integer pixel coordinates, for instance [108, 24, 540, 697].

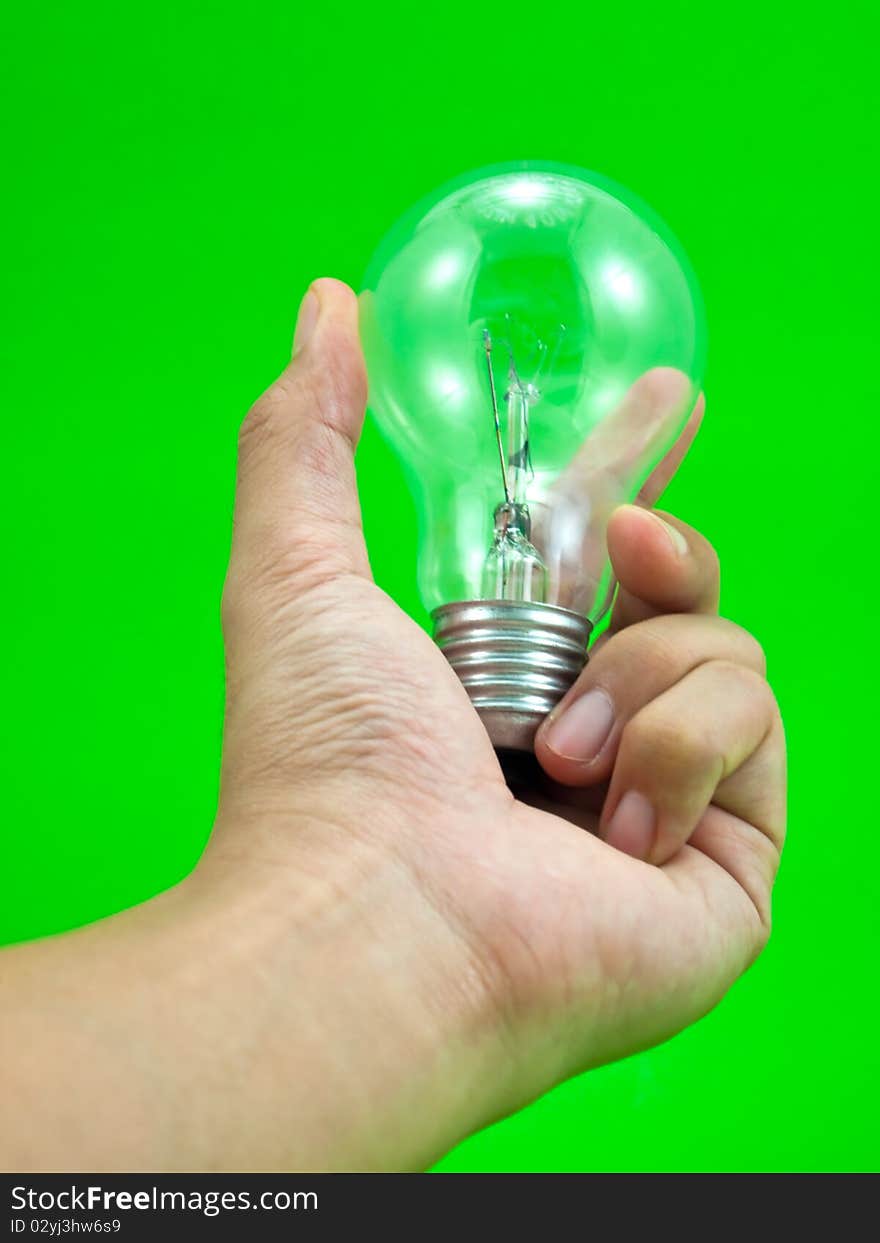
[0, 276, 785, 1175]
[207, 277, 786, 1169]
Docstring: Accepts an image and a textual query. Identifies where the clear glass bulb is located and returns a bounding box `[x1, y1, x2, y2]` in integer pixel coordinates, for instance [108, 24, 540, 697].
[360, 162, 707, 750]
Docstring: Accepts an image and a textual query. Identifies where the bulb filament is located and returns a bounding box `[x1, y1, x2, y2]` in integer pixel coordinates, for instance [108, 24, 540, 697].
[481, 327, 548, 603]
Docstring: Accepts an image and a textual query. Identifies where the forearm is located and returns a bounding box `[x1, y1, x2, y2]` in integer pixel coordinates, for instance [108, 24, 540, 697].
[0, 819, 505, 1172]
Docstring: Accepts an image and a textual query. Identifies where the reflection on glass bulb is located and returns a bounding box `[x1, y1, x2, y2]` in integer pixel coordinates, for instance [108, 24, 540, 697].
[426, 250, 464, 290]
[430, 365, 466, 406]
[361, 161, 706, 750]
[602, 260, 642, 308]
[506, 177, 547, 206]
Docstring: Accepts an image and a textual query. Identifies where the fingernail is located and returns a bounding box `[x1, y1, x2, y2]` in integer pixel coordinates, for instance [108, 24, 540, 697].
[654, 514, 688, 557]
[293, 288, 319, 355]
[544, 689, 614, 762]
[604, 791, 656, 860]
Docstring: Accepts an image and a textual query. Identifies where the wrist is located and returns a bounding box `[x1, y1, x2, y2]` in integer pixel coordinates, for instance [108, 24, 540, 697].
[188, 808, 515, 1169]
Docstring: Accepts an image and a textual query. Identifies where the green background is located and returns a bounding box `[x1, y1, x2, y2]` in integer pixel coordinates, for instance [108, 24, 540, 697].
[1, 1, 877, 1172]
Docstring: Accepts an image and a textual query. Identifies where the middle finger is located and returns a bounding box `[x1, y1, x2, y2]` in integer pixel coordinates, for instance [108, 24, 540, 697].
[535, 612, 766, 788]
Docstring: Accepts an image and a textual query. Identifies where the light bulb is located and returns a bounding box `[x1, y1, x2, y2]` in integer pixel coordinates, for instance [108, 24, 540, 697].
[360, 162, 707, 751]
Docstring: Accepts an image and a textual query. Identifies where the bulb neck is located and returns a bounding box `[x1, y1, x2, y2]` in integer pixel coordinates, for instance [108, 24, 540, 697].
[492, 501, 532, 538]
[432, 599, 591, 753]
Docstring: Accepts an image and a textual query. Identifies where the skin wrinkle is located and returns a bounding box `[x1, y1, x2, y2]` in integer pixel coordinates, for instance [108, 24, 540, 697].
[222, 568, 367, 654]
[595, 616, 765, 694]
[610, 661, 766, 778]
[525, 859, 729, 1085]
[182, 834, 503, 1169]
[383, 820, 528, 1078]
[605, 666, 780, 867]
[226, 672, 463, 793]
[421, 803, 624, 1032]
[235, 412, 366, 562]
[676, 816, 778, 938]
[224, 578, 504, 802]
[402, 828, 617, 1104]
[229, 519, 367, 595]
[714, 723, 787, 847]
[637, 856, 755, 1009]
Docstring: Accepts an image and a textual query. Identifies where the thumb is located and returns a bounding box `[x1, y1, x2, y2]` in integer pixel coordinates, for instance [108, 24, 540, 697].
[228, 278, 371, 599]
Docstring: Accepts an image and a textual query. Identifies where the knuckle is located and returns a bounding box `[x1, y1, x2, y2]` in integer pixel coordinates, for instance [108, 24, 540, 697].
[604, 619, 684, 681]
[295, 414, 350, 486]
[708, 657, 771, 699]
[703, 658, 779, 730]
[752, 911, 772, 955]
[237, 385, 287, 463]
[716, 620, 767, 674]
[253, 536, 351, 598]
[237, 537, 351, 614]
[221, 556, 280, 636]
[239, 377, 354, 485]
[741, 899, 773, 965]
[739, 629, 767, 675]
[623, 709, 721, 781]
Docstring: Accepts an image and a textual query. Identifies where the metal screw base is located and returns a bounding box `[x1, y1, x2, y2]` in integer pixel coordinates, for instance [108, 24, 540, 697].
[432, 599, 592, 752]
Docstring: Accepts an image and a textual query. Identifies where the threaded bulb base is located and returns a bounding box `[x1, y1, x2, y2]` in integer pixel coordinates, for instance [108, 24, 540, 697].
[432, 599, 592, 752]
